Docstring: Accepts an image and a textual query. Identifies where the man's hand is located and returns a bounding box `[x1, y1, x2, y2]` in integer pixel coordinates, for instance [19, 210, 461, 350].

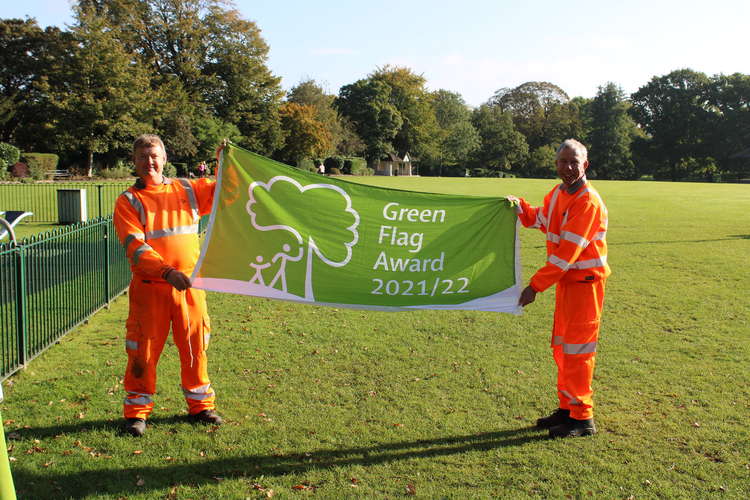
[518, 285, 537, 307]
[505, 195, 522, 214]
[165, 269, 192, 291]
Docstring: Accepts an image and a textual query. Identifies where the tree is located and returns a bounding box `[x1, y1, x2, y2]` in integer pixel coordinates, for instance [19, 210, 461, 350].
[369, 66, 441, 163]
[630, 69, 714, 180]
[287, 79, 362, 156]
[0, 19, 69, 148]
[430, 89, 479, 173]
[76, 0, 285, 156]
[276, 102, 332, 166]
[469, 104, 528, 176]
[587, 83, 640, 179]
[335, 79, 402, 164]
[41, 4, 154, 176]
[707, 73, 750, 181]
[490, 81, 580, 151]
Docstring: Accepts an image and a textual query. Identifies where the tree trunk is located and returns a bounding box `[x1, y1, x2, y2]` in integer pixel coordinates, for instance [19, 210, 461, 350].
[86, 150, 94, 178]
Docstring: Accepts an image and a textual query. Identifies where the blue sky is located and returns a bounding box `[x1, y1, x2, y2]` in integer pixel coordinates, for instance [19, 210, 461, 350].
[4, 0, 748, 106]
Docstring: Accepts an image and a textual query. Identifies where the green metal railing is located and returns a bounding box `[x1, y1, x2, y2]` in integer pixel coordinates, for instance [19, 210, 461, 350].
[0, 182, 132, 222]
[0, 214, 210, 381]
[0, 218, 131, 380]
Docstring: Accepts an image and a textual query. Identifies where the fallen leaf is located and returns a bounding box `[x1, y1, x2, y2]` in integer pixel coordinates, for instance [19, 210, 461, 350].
[136, 478, 145, 487]
[43, 461, 53, 467]
[692, 422, 701, 428]
[406, 483, 416, 495]
[132, 450, 143, 455]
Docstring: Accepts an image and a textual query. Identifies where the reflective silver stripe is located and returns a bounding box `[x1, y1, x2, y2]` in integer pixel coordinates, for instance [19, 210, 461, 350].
[177, 178, 199, 222]
[132, 243, 154, 264]
[563, 341, 597, 355]
[124, 233, 145, 248]
[145, 224, 199, 240]
[547, 232, 560, 243]
[126, 339, 138, 350]
[204, 333, 210, 347]
[548, 254, 570, 271]
[122, 191, 147, 226]
[553, 335, 563, 346]
[546, 186, 562, 227]
[561, 231, 589, 248]
[591, 231, 606, 241]
[569, 256, 607, 270]
[182, 384, 214, 400]
[124, 395, 153, 406]
[533, 210, 545, 229]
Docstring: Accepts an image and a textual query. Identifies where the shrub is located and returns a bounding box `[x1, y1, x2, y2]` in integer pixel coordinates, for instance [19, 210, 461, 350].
[324, 156, 344, 173]
[297, 157, 316, 172]
[172, 162, 188, 177]
[99, 160, 133, 179]
[0, 142, 20, 167]
[21, 153, 59, 180]
[163, 162, 177, 178]
[346, 157, 369, 176]
[328, 167, 341, 175]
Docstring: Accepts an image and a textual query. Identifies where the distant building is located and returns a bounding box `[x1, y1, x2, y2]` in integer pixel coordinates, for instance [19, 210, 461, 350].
[375, 152, 415, 176]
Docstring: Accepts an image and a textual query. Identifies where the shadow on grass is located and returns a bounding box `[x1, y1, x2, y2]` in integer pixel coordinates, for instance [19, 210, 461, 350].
[11, 418, 547, 498]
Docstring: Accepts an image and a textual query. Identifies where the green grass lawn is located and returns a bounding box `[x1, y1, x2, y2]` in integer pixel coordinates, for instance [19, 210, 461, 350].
[2, 177, 749, 499]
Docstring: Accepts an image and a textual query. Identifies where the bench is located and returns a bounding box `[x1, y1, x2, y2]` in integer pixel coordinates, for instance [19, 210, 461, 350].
[46, 169, 72, 179]
[0, 210, 34, 241]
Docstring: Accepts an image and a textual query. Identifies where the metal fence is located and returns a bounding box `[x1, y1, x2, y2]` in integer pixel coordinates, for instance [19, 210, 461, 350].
[0, 182, 133, 222]
[0, 218, 131, 380]
[0, 214, 210, 381]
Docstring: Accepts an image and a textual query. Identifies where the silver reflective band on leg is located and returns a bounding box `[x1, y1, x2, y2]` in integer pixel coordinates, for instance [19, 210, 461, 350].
[182, 384, 214, 400]
[125, 339, 139, 350]
[553, 335, 563, 346]
[561, 389, 582, 406]
[124, 393, 153, 405]
[563, 342, 597, 355]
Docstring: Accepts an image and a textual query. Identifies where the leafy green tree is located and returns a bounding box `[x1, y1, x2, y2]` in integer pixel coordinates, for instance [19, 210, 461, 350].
[276, 102, 332, 165]
[0, 19, 69, 149]
[707, 73, 750, 181]
[490, 81, 581, 151]
[587, 83, 640, 179]
[335, 79, 402, 164]
[41, 4, 154, 176]
[370, 66, 441, 163]
[287, 79, 363, 156]
[630, 69, 714, 180]
[430, 89, 479, 173]
[469, 104, 528, 176]
[193, 115, 242, 163]
[76, 0, 285, 156]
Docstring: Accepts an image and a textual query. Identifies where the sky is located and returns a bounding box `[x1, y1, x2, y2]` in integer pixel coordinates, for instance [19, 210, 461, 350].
[4, 0, 749, 107]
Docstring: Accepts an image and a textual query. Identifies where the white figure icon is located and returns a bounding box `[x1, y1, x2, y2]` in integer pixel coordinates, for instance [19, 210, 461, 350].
[249, 255, 272, 286]
[268, 244, 304, 292]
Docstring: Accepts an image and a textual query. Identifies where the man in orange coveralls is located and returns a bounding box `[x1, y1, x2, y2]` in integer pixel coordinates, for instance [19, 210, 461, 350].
[509, 139, 610, 438]
[114, 134, 222, 437]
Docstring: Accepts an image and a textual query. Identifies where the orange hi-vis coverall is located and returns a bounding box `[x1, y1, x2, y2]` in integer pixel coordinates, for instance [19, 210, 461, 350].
[516, 179, 610, 420]
[114, 177, 216, 420]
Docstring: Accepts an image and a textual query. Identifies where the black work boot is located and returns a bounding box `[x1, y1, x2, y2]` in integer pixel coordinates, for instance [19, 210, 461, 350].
[188, 409, 223, 425]
[124, 418, 146, 437]
[549, 417, 596, 438]
[536, 408, 570, 429]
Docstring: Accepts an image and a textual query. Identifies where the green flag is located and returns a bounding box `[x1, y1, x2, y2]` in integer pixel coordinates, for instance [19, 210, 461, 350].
[0, 386, 17, 500]
[193, 144, 521, 313]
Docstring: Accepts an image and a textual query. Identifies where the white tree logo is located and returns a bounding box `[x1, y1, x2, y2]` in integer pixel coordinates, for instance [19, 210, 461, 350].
[246, 176, 360, 301]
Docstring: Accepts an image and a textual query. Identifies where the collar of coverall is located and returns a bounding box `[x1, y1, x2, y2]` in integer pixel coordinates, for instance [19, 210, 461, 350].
[134, 177, 173, 190]
[561, 176, 587, 195]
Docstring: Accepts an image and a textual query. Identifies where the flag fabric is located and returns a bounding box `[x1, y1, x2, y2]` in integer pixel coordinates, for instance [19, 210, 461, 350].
[192, 144, 522, 314]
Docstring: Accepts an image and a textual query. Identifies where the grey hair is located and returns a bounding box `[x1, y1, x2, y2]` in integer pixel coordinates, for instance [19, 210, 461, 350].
[133, 134, 166, 155]
[556, 139, 588, 160]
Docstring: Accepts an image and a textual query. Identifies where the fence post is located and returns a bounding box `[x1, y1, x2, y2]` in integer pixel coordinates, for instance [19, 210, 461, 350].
[97, 185, 103, 218]
[13, 245, 27, 367]
[104, 220, 110, 308]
